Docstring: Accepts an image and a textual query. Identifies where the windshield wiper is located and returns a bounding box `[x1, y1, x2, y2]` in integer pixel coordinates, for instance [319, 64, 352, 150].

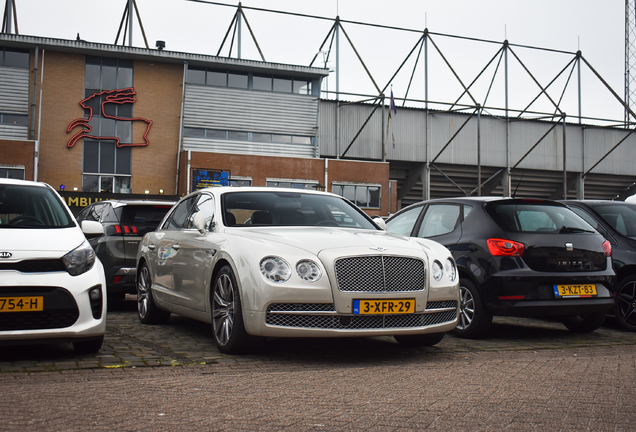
[559, 226, 594, 234]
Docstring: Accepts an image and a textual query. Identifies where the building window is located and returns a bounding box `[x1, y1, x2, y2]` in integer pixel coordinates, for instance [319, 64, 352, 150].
[0, 47, 29, 68]
[0, 113, 28, 126]
[332, 183, 381, 208]
[267, 179, 319, 190]
[186, 67, 313, 95]
[183, 127, 313, 146]
[82, 57, 134, 193]
[230, 177, 252, 187]
[0, 166, 25, 179]
[82, 139, 132, 193]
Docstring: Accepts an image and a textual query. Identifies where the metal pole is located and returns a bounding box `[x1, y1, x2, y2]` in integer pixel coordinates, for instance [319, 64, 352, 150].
[335, 17, 340, 159]
[237, 2, 242, 59]
[477, 105, 481, 196]
[505, 40, 511, 197]
[424, 29, 430, 200]
[577, 52, 582, 124]
[562, 114, 567, 199]
[6, 0, 12, 33]
[128, 0, 133, 46]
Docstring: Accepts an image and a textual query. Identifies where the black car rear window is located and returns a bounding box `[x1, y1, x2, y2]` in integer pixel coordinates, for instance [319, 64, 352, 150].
[486, 201, 594, 233]
[118, 205, 173, 227]
[589, 203, 636, 236]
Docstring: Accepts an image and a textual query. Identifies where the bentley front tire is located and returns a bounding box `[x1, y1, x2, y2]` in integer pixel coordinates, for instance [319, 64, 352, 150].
[212, 265, 262, 354]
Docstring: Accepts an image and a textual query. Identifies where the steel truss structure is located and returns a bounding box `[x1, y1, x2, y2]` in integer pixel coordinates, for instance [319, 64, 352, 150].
[201, 1, 636, 204]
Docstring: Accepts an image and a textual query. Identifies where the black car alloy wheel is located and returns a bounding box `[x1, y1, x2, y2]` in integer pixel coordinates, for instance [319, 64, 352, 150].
[615, 275, 636, 332]
[454, 278, 493, 339]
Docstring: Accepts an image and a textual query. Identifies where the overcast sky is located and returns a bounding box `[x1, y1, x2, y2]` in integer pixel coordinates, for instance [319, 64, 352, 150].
[8, 0, 628, 122]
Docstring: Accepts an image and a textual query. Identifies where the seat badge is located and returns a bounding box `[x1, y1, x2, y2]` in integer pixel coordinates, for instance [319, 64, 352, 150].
[0, 252, 12, 258]
[370, 246, 388, 252]
[565, 242, 573, 251]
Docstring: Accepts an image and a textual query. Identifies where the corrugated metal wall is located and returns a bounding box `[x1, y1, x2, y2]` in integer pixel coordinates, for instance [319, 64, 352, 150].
[0, 66, 29, 115]
[318, 99, 636, 177]
[0, 124, 28, 139]
[182, 84, 319, 157]
[0, 66, 29, 140]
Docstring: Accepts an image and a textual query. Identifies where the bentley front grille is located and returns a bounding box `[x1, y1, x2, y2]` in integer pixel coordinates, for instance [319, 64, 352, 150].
[265, 301, 457, 330]
[334, 256, 426, 293]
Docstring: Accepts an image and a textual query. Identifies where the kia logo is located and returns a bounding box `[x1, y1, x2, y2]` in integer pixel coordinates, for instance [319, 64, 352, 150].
[0, 252, 12, 258]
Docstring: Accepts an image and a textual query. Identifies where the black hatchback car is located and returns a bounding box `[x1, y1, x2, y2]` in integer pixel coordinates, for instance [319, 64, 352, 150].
[560, 200, 636, 332]
[385, 197, 615, 338]
[76, 200, 175, 300]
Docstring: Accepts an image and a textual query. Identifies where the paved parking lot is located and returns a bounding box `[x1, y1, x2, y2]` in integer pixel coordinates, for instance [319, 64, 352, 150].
[2, 297, 636, 373]
[2, 299, 636, 431]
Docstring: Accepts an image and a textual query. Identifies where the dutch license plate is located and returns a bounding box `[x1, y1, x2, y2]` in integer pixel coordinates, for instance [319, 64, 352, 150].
[553, 284, 597, 297]
[353, 299, 415, 315]
[0, 296, 44, 312]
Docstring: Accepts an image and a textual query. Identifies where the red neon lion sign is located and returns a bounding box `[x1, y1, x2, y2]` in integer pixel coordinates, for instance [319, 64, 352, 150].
[66, 87, 153, 148]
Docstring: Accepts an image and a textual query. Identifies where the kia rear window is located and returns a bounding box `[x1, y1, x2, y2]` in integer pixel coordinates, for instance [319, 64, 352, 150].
[486, 202, 594, 233]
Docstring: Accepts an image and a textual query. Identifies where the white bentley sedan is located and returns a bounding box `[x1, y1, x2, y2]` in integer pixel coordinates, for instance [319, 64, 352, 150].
[136, 187, 459, 353]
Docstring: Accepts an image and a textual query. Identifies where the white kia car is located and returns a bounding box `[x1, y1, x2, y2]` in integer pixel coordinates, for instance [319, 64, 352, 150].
[137, 187, 459, 354]
[0, 179, 107, 353]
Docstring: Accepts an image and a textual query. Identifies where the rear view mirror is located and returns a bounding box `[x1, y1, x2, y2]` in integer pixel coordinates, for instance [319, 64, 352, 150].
[373, 216, 386, 230]
[81, 220, 104, 238]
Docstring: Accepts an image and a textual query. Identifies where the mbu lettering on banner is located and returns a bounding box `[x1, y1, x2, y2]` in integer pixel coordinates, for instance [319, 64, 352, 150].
[59, 191, 179, 215]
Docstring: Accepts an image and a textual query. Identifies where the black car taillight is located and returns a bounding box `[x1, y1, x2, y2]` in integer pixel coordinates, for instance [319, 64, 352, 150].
[114, 225, 139, 235]
[487, 238, 525, 256]
[602, 240, 612, 257]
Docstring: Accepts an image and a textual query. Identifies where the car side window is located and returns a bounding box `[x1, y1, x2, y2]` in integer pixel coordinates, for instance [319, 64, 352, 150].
[100, 203, 118, 222]
[417, 204, 460, 238]
[385, 206, 424, 236]
[186, 193, 215, 229]
[162, 196, 196, 230]
[569, 207, 600, 230]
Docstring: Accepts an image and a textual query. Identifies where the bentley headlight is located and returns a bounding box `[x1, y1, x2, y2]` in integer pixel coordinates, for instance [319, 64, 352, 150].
[432, 260, 444, 282]
[62, 240, 96, 276]
[260, 256, 291, 282]
[296, 260, 322, 282]
[444, 257, 457, 282]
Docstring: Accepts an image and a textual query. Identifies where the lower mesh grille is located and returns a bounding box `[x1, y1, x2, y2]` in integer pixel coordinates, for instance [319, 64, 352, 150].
[0, 287, 80, 331]
[266, 301, 457, 330]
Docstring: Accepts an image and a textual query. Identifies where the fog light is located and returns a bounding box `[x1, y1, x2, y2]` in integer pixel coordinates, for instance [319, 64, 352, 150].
[88, 285, 103, 319]
[89, 287, 102, 300]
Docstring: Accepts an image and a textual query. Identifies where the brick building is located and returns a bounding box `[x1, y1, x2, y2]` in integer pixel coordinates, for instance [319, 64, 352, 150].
[0, 35, 395, 216]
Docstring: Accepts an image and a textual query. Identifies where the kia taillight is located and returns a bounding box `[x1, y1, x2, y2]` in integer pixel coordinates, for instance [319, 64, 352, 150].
[602, 240, 612, 257]
[487, 238, 525, 256]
